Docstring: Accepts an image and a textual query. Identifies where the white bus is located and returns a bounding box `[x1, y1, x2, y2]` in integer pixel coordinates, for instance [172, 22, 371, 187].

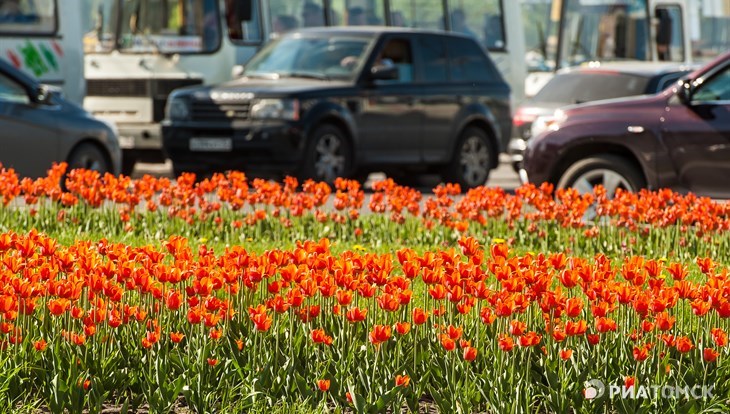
[0, 0, 84, 104]
[520, 0, 695, 97]
[79, 0, 526, 174]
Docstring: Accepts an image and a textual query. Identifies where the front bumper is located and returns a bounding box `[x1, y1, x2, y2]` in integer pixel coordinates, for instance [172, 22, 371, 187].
[507, 137, 527, 163]
[162, 121, 306, 173]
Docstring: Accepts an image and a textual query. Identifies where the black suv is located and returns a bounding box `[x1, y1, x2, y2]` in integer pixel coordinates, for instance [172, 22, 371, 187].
[162, 27, 511, 188]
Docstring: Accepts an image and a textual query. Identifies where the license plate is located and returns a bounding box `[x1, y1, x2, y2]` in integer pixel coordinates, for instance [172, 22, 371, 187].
[189, 138, 233, 152]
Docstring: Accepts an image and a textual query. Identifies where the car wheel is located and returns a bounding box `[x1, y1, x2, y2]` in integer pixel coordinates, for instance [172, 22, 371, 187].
[67, 143, 110, 175]
[557, 154, 645, 197]
[300, 124, 352, 184]
[445, 126, 492, 189]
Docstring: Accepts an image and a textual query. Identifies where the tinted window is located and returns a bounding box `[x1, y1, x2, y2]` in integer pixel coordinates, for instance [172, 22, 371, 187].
[417, 35, 447, 83]
[532, 72, 650, 104]
[244, 34, 372, 79]
[375, 38, 414, 83]
[0, 71, 29, 104]
[447, 37, 493, 82]
[693, 66, 730, 102]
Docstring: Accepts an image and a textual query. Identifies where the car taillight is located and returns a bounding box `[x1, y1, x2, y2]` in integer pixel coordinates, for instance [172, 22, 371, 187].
[512, 108, 540, 128]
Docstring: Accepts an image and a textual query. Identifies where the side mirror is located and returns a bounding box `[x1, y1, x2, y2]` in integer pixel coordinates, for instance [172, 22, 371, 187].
[30, 85, 52, 105]
[370, 64, 398, 81]
[676, 78, 693, 105]
[232, 65, 245, 78]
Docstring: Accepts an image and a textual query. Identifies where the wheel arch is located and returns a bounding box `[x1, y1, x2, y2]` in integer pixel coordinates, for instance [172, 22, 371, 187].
[455, 119, 500, 171]
[549, 143, 648, 188]
[66, 138, 114, 174]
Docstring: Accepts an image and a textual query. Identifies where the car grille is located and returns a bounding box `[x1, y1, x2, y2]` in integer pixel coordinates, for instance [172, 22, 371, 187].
[190, 101, 252, 122]
[87, 78, 203, 97]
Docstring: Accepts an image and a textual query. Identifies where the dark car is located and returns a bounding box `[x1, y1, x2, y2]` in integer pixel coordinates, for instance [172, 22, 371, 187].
[509, 62, 693, 169]
[521, 51, 730, 199]
[162, 27, 511, 188]
[0, 60, 121, 178]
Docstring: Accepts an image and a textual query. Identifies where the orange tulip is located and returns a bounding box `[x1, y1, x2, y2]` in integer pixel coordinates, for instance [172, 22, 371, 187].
[395, 322, 411, 336]
[395, 374, 410, 387]
[33, 339, 47, 352]
[498, 334, 514, 352]
[317, 379, 330, 392]
[509, 320, 526, 336]
[676, 336, 693, 353]
[446, 325, 463, 340]
[463, 346, 478, 361]
[369, 325, 391, 346]
[412, 308, 429, 325]
[440, 335, 456, 352]
[170, 332, 185, 343]
[703, 348, 719, 363]
[345, 307, 367, 323]
[711, 328, 728, 347]
[559, 348, 573, 360]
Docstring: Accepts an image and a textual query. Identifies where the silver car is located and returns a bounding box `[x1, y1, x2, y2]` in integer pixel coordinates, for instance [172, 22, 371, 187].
[0, 59, 120, 178]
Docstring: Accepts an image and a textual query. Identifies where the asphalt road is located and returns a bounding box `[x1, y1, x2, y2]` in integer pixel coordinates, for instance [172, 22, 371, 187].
[132, 156, 522, 194]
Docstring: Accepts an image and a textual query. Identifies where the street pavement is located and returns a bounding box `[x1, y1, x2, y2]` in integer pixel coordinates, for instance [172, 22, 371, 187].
[132, 157, 523, 194]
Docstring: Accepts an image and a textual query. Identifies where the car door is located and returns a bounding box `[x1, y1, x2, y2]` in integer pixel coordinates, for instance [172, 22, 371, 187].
[414, 34, 459, 163]
[662, 63, 730, 198]
[356, 36, 421, 164]
[0, 70, 59, 178]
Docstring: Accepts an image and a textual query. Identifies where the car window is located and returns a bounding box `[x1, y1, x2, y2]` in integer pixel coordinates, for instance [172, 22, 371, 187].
[244, 34, 373, 79]
[417, 35, 447, 83]
[373, 38, 413, 83]
[446, 37, 493, 82]
[532, 72, 650, 104]
[693, 66, 730, 102]
[655, 72, 685, 91]
[0, 72, 28, 104]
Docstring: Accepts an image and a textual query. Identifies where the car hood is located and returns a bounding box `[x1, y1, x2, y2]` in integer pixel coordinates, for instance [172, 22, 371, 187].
[182, 78, 354, 100]
[561, 93, 664, 117]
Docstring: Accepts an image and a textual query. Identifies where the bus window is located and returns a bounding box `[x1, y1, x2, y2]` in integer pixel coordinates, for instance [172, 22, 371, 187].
[655, 5, 684, 62]
[82, 0, 116, 53]
[560, 0, 649, 67]
[267, 0, 325, 39]
[116, 0, 222, 53]
[329, 0, 385, 27]
[0, 0, 56, 34]
[389, 0, 445, 31]
[226, 0, 262, 43]
[448, 0, 504, 51]
[520, 0, 556, 72]
[695, 0, 730, 60]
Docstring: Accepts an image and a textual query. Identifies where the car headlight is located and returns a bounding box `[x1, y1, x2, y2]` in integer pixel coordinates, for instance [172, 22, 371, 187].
[166, 97, 190, 121]
[250, 99, 299, 121]
[531, 109, 567, 139]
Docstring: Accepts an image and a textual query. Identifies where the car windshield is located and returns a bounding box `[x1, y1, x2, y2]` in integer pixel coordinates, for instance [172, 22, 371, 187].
[244, 33, 374, 80]
[532, 72, 650, 104]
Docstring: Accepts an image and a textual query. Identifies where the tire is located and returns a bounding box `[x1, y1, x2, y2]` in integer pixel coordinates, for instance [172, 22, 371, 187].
[67, 143, 110, 175]
[557, 154, 645, 197]
[299, 124, 353, 184]
[444, 126, 492, 189]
